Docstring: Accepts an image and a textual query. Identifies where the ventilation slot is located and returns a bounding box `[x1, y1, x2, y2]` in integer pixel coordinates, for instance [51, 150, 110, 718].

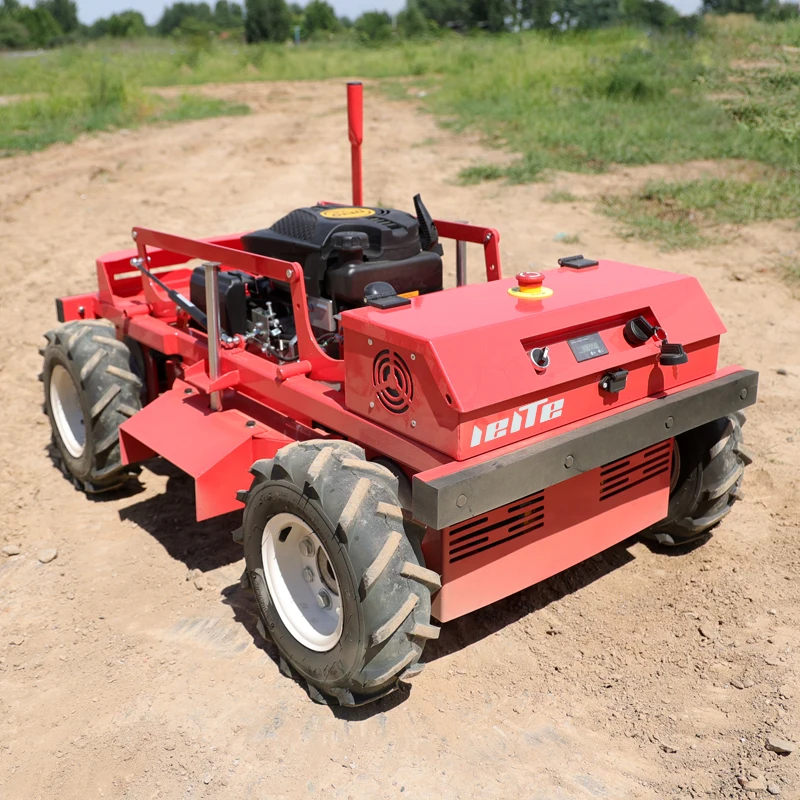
[599, 441, 672, 502]
[372, 349, 414, 414]
[447, 493, 545, 564]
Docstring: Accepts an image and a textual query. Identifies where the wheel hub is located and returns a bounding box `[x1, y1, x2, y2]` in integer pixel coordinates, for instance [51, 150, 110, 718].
[261, 513, 343, 652]
[49, 365, 86, 458]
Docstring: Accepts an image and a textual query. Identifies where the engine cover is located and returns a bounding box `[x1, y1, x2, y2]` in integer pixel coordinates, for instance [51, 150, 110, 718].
[241, 204, 442, 305]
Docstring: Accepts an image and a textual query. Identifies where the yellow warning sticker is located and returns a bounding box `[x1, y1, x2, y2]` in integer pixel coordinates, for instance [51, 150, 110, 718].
[319, 207, 376, 219]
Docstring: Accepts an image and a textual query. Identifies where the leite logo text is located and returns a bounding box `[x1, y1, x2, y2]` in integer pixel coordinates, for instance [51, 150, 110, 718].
[470, 398, 565, 448]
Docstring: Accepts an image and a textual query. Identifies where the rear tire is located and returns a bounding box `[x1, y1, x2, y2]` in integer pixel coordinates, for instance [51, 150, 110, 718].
[642, 413, 751, 546]
[42, 320, 143, 493]
[239, 440, 441, 706]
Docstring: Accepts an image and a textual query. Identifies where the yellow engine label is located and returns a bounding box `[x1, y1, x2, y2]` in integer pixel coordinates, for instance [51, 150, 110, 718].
[320, 207, 376, 219]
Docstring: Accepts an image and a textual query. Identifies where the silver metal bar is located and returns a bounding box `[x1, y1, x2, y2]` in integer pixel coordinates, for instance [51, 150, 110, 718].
[204, 261, 223, 412]
[455, 220, 468, 287]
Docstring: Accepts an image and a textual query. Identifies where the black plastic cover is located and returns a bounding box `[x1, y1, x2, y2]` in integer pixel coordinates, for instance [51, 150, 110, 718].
[189, 269, 249, 335]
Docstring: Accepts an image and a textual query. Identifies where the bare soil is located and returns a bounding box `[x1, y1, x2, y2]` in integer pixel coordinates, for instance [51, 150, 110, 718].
[1, 80, 799, 800]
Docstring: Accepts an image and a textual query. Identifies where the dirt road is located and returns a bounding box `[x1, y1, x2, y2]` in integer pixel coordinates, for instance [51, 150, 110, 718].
[1, 80, 798, 800]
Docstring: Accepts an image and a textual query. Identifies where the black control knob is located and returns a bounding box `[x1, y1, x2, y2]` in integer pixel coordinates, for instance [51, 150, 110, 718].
[624, 316, 656, 346]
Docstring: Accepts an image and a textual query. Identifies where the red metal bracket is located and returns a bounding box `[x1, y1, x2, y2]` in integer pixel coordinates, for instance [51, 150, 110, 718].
[130, 227, 344, 383]
[434, 220, 502, 281]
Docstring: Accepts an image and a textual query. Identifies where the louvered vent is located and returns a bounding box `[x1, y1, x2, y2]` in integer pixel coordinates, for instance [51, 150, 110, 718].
[447, 493, 545, 564]
[372, 349, 414, 414]
[599, 441, 672, 502]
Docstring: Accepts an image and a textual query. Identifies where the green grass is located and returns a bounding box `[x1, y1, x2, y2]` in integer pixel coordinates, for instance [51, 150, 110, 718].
[0, 66, 248, 156]
[601, 174, 800, 250]
[543, 190, 579, 203]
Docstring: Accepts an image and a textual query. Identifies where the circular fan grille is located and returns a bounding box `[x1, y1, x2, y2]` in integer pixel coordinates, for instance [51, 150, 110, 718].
[372, 349, 414, 414]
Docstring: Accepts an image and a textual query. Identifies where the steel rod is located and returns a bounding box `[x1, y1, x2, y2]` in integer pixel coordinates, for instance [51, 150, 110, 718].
[204, 261, 223, 412]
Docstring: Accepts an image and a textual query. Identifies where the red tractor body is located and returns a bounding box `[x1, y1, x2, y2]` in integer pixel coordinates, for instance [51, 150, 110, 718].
[55, 225, 756, 623]
[45, 84, 757, 704]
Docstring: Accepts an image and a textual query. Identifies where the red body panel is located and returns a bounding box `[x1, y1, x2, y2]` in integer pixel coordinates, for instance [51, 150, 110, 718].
[342, 262, 724, 459]
[427, 440, 673, 621]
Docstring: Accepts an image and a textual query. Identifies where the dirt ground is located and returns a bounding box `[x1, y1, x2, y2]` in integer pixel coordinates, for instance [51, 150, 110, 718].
[1, 80, 799, 800]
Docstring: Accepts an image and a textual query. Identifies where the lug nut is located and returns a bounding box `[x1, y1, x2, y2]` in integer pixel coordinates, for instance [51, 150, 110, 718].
[317, 590, 331, 609]
[302, 567, 315, 583]
[299, 537, 314, 556]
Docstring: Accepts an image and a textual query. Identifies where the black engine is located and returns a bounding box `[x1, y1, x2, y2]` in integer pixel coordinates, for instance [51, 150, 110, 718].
[189, 197, 444, 362]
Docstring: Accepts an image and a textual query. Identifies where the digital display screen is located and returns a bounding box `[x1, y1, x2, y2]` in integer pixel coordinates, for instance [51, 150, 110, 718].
[568, 332, 609, 362]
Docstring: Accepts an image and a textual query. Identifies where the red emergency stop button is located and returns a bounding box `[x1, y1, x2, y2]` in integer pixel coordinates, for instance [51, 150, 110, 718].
[509, 270, 553, 300]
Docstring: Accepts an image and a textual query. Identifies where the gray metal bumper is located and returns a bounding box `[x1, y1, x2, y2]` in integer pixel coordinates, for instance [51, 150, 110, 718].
[412, 369, 758, 530]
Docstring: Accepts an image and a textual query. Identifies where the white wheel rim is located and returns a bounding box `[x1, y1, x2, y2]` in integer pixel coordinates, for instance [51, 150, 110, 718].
[262, 513, 343, 652]
[49, 365, 86, 458]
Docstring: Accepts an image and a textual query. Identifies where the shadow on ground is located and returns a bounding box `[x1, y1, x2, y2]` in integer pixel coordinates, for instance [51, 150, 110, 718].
[118, 460, 243, 572]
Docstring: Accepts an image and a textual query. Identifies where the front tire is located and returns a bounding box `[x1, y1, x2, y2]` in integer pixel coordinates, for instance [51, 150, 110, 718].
[642, 413, 752, 546]
[239, 440, 441, 706]
[42, 320, 143, 493]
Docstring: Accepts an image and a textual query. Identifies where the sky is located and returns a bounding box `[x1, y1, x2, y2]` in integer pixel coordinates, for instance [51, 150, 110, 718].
[73, 0, 702, 25]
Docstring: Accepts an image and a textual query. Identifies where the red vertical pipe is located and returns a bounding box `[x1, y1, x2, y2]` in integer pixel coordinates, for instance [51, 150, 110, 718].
[347, 81, 364, 207]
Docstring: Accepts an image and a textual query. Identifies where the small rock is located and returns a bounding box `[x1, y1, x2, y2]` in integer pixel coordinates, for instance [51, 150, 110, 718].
[766, 736, 795, 755]
[732, 272, 746, 281]
[659, 742, 679, 753]
[732, 679, 746, 689]
[743, 777, 768, 792]
[38, 549, 58, 564]
[2, 545, 20, 557]
[193, 577, 204, 591]
[9, 637, 24, 646]
[776, 368, 787, 376]
[164, 741, 176, 751]
[779, 684, 794, 699]
[203, 774, 212, 785]
[768, 784, 781, 796]
[699, 624, 717, 639]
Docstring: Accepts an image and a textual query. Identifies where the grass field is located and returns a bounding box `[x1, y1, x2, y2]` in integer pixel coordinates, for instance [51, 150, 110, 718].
[1, 18, 798, 260]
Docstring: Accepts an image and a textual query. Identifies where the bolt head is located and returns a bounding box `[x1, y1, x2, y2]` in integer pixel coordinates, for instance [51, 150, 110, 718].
[410, 354, 416, 361]
[740, 388, 748, 400]
[665, 416, 674, 429]
[564, 455, 574, 468]
[317, 590, 331, 609]
[303, 567, 315, 583]
[411, 420, 417, 428]
[285, 269, 293, 279]
[132, 230, 138, 240]
[299, 537, 314, 557]
[367, 338, 373, 346]
[369, 401, 375, 409]
[456, 494, 467, 508]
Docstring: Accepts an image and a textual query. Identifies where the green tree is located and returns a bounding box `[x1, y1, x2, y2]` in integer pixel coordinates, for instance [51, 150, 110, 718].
[214, 0, 245, 27]
[2, 0, 22, 13]
[14, 5, 62, 45]
[0, 15, 30, 47]
[107, 10, 148, 36]
[416, 0, 469, 28]
[468, 0, 509, 30]
[158, 3, 213, 34]
[245, 0, 291, 41]
[353, 9, 392, 41]
[397, 0, 433, 36]
[37, 0, 78, 33]
[303, 0, 339, 34]
[701, 0, 769, 12]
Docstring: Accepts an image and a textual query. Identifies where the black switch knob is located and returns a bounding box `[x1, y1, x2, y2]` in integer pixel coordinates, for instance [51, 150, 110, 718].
[624, 316, 656, 346]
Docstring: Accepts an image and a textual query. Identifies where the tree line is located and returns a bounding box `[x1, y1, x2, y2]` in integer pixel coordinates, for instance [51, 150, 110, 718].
[1, 0, 798, 49]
